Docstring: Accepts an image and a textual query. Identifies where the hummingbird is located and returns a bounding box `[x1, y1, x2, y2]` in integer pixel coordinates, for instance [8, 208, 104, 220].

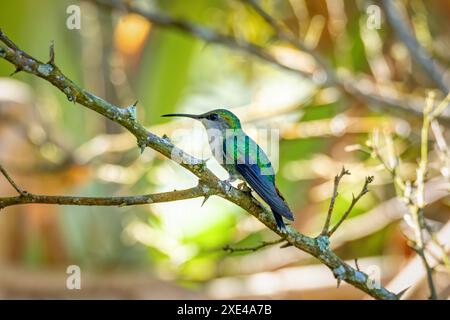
[162, 109, 294, 232]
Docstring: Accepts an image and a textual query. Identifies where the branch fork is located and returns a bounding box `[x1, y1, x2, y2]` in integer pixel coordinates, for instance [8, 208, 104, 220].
[320, 167, 373, 238]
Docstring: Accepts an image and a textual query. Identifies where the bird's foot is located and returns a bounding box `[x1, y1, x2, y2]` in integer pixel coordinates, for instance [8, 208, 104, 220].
[278, 224, 288, 234]
[237, 182, 252, 194]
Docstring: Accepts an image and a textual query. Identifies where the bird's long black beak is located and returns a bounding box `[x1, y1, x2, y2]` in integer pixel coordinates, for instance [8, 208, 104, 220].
[162, 113, 202, 119]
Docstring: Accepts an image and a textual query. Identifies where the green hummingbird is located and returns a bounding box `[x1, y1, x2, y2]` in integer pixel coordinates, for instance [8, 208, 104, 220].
[162, 109, 294, 232]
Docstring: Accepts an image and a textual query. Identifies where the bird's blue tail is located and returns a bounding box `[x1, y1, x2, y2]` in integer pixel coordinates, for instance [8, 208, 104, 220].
[235, 163, 294, 232]
[273, 211, 287, 232]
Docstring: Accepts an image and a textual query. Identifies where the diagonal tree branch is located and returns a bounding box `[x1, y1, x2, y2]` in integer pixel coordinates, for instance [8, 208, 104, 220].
[92, 0, 313, 78]
[89, 0, 450, 123]
[241, 0, 335, 84]
[382, 0, 450, 94]
[0, 29, 398, 300]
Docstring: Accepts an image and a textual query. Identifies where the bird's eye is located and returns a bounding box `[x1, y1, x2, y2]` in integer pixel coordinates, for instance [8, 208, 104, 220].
[208, 114, 218, 121]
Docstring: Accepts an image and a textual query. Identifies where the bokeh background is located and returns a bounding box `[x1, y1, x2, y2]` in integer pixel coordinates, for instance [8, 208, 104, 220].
[0, 0, 449, 299]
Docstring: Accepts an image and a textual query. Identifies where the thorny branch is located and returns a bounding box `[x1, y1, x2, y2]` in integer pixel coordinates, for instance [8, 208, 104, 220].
[0, 29, 399, 299]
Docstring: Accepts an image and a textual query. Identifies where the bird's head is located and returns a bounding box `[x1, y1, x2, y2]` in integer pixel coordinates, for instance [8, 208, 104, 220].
[162, 109, 242, 131]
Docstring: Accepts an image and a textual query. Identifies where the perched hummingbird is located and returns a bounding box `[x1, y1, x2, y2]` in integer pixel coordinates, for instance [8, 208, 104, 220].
[162, 109, 294, 232]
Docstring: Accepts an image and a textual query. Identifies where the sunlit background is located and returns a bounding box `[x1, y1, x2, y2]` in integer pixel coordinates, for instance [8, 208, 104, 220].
[0, 0, 449, 299]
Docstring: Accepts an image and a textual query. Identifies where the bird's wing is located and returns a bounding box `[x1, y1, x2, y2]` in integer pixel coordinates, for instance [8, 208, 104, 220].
[223, 129, 275, 179]
[223, 131, 293, 221]
[236, 162, 294, 221]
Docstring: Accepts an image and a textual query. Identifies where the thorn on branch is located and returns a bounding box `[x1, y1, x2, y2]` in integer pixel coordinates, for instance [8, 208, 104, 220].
[396, 287, 410, 299]
[201, 194, 210, 207]
[48, 40, 55, 65]
[280, 241, 293, 248]
[121, 100, 138, 122]
[10, 67, 21, 76]
[332, 265, 346, 288]
[63, 86, 76, 103]
[137, 135, 149, 154]
[355, 258, 360, 271]
[162, 134, 171, 142]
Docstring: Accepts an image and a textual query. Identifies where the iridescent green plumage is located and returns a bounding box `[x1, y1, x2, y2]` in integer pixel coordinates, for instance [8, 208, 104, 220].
[162, 109, 294, 231]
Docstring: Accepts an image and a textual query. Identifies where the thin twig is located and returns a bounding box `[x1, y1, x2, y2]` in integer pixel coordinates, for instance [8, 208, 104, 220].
[321, 167, 350, 235]
[223, 238, 284, 253]
[0, 184, 208, 210]
[354, 258, 360, 271]
[48, 40, 55, 65]
[328, 176, 374, 237]
[0, 164, 26, 196]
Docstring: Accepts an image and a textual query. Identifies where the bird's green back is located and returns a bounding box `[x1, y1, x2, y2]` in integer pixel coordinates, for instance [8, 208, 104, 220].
[224, 129, 275, 183]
